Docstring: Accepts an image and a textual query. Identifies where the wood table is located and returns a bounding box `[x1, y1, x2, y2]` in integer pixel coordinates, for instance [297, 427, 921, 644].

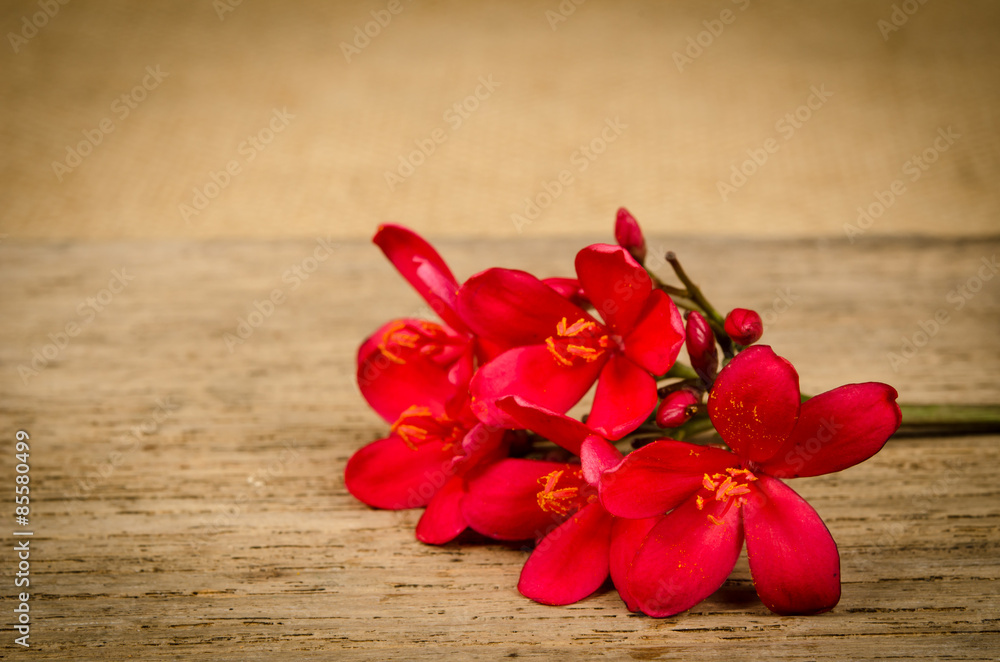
[1, 236, 997, 660]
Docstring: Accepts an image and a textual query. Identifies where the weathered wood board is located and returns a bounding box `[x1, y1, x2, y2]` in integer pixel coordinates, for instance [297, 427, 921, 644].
[0, 236, 997, 659]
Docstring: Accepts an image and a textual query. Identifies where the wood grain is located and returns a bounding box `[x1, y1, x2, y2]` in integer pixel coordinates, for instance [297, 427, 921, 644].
[0, 236, 998, 659]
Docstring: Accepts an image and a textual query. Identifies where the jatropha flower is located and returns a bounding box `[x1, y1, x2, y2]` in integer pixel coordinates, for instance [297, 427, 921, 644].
[356, 225, 477, 422]
[462, 396, 657, 607]
[457, 244, 685, 440]
[345, 394, 509, 544]
[350, 225, 511, 543]
[600, 345, 902, 616]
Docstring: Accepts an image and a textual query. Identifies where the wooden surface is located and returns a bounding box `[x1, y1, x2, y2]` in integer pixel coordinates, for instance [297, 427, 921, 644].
[1, 0, 999, 241]
[1, 235, 998, 660]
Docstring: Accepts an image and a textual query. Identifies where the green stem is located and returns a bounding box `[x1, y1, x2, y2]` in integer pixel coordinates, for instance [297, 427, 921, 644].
[665, 252, 725, 329]
[895, 404, 1000, 437]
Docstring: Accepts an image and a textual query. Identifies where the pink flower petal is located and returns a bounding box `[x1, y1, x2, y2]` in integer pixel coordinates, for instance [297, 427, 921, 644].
[580, 435, 623, 486]
[743, 475, 841, 615]
[610, 516, 660, 612]
[587, 355, 657, 440]
[496, 395, 593, 456]
[344, 435, 456, 510]
[627, 494, 744, 618]
[470, 345, 605, 428]
[600, 440, 734, 519]
[518, 501, 614, 605]
[457, 268, 596, 347]
[575, 244, 652, 335]
[373, 225, 466, 332]
[623, 289, 686, 375]
[357, 319, 468, 423]
[707, 345, 801, 464]
[416, 475, 468, 545]
[462, 459, 586, 541]
[761, 383, 902, 478]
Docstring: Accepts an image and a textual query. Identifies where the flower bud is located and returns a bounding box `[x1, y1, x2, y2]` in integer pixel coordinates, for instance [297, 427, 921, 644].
[655, 388, 700, 428]
[724, 308, 764, 346]
[614, 207, 647, 265]
[685, 311, 718, 382]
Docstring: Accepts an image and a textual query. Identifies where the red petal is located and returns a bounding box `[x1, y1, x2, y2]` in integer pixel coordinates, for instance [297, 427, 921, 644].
[542, 277, 589, 308]
[761, 383, 902, 478]
[743, 475, 841, 615]
[457, 268, 596, 347]
[600, 440, 734, 519]
[518, 502, 613, 605]
[357, 319, 467, 423]
[470, 345, 604, 428]
[456, 422, 509, 470]
[416, 475, 467, 544]
[580, 435, 623, 486]
[707, 345, 801, 464]
[575, 244, 652, 335]
[627, 495, 744, 617]
[344, 435, 456, 510]
[462, 459, 585, 541]
[496, 396, 593, 455]
[610, 516, 660, 612]
[587, 355, 657, 440]
[373, 225, 466, 332]
[624, 289, 686, 375]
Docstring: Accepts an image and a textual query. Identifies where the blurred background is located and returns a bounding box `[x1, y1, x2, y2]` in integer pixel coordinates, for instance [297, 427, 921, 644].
[1, 0, 997, 242]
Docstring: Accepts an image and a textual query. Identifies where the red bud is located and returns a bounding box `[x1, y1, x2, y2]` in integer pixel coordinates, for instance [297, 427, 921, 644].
[685, 311, 718, 382]
[614, 207, 647, 265]
[655, 388, 700, 428]
[724, 308, 764, 345]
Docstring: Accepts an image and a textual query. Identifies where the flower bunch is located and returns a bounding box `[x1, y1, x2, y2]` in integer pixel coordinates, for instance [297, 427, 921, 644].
[345, 209, 902, 616]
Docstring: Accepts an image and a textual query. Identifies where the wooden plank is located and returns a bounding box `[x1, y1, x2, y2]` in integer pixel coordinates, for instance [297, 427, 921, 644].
[0, 236, 997, 659]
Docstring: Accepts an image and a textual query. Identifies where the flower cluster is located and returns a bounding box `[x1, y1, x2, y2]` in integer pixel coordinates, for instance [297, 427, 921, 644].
[345, 210, 902, 617]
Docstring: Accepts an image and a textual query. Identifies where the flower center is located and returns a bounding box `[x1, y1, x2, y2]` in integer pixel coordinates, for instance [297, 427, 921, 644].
[535, 469, 585, 516]
[378, 320, 463, 365]
[390, 405, 466, 452]
[696, 467, 757, 525]
[544, 317, 611, 367]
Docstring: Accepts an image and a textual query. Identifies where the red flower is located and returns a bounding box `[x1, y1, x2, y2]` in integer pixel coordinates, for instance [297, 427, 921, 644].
[344, 400, 508, 544]
[457, 244, 685, 440]
[600, 345, 902, 616]
[462, 396, 657, 608]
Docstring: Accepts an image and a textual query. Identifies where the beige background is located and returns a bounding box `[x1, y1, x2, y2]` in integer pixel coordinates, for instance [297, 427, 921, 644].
[1, 0, 997, 241]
